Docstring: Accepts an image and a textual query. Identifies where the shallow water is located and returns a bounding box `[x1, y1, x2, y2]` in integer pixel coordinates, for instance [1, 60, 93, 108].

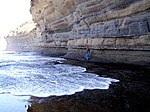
[0, 51, 119, 97]
[0, 51, 119, 112]
[0, 94, 29, 112]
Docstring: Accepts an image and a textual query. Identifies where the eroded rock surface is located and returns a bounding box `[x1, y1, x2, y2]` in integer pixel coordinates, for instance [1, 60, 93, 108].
[5, 0, 150, 66]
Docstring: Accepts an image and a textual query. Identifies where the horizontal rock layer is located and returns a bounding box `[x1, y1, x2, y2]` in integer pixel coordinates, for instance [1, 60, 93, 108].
[5, 0, 150, 66]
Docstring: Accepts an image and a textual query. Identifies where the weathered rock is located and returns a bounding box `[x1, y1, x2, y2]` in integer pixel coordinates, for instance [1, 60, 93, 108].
[5, 0, 150, 66]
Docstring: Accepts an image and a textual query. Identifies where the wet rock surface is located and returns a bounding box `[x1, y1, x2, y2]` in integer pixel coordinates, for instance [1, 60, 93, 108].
[27, 60, 150, 112]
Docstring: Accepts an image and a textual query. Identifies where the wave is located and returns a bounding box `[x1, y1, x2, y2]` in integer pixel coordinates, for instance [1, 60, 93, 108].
[0, 52, 119, 97]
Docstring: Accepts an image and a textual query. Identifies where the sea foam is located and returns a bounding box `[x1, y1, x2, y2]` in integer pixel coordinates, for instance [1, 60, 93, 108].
[0, 52, 119, 97]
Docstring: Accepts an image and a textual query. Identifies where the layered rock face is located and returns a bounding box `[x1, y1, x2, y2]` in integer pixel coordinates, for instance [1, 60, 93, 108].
[5, 20, 39, 51]
[6, 0, 150, 66]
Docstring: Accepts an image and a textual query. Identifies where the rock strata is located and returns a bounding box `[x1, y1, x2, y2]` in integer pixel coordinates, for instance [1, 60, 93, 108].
[5, 0, 150, 66]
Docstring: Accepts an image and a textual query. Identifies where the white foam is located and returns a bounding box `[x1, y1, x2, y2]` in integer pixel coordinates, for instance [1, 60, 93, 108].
[0, 52, 119, 97]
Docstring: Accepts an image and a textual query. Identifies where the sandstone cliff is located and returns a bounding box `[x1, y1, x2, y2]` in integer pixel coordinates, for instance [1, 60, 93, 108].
[5, 20, 39, 51]
[5, 0, 150, 66]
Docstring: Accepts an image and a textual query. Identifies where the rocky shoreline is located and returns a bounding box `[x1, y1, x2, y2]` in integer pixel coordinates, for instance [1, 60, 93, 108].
[27, 59, 150, 112]
[1, 0, 150, 111]
[5, 0, 150, 66]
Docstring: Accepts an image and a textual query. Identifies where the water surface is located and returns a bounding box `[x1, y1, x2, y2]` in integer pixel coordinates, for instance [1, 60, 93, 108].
[0, 52, 149, 112]
[0, 51, 119, 97]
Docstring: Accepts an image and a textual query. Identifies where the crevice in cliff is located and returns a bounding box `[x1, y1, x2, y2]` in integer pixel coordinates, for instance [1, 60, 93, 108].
[147, 20, 150, 32]
[82, 19, 91, 32]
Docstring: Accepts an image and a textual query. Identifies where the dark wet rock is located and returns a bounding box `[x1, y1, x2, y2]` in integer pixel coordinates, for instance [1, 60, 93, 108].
[27, 60, 150, 112]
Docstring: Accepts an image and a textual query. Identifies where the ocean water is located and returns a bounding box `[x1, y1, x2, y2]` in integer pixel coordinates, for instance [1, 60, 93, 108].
[0, 51, 119, 97]
[0, 94, 29, 112]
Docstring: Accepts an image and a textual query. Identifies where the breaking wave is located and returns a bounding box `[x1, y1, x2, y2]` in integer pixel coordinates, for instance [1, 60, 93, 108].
[0, 52, 119, 97]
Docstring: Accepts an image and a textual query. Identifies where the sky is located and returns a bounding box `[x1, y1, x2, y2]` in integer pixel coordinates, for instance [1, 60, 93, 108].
[0, 0, 32, 36]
